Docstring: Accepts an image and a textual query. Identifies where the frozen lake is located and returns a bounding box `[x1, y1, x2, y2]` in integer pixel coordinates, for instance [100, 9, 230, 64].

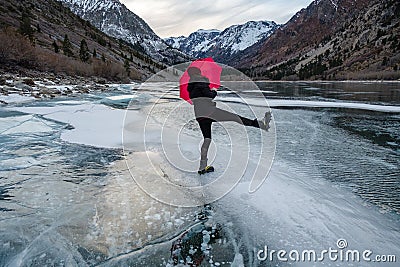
[0, 81, 399, 266]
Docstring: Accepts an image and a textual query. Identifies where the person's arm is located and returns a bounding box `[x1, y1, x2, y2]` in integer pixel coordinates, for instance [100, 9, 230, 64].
[200, 78, 217, 99]
[201, 85, 217, 99]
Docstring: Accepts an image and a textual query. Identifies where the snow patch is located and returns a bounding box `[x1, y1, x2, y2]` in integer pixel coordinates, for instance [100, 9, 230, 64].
[0, 94, 35, 104]
[10, 102, 127, 148]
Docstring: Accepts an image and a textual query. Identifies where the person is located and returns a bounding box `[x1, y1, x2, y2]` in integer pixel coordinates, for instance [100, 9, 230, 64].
[186, 66, 271, 174]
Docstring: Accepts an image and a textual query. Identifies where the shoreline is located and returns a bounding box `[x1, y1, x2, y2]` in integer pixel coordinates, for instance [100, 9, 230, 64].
[0, 71, 141, 102]
[2, 71, 400, 110]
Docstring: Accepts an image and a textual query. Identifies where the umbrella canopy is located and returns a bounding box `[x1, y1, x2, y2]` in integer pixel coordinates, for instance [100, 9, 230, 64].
[179, 58, 222, 104]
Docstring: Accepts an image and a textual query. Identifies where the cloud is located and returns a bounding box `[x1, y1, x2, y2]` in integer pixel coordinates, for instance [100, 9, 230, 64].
[121, 0, 313, 38]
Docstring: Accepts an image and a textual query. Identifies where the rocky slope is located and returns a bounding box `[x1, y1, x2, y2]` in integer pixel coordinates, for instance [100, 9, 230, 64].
[59, 0, 189, 65]
[0, 0, 166, 82]
[236, 0, 400, 80]
[165, 21, 279, 64]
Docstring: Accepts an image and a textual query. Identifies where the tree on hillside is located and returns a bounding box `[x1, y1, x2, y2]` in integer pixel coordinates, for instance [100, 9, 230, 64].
[19, 8, 35, 41]
[62, 34, 74, 57]
[124, 58, 130, 76]
[52, 40, 59, 53]
[92, 48, 97, 58]
[79, 39, 90, 62]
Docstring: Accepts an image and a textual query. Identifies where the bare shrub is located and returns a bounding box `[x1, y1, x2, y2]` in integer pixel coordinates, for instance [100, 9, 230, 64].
[0, 28, 37, 68]
[93, 60, 126, 81]
[0, 27, 141, 82]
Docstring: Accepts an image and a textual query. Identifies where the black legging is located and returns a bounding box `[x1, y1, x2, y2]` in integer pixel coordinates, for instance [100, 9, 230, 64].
[196, 108, 259, 139]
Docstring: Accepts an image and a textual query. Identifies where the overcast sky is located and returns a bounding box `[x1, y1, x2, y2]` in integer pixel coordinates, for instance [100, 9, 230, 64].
[120, 0, 314, 38]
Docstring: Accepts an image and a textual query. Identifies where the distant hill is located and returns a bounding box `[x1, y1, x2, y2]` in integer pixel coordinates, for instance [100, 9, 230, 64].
[0, 0, 166, 81]
[235, 0, 400, 80]
[165, 21, 279, 64]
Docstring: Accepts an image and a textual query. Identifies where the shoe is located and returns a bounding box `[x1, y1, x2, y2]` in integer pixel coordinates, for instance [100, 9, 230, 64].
[258, 111, 271, 131]
[198, 165, 214, 175]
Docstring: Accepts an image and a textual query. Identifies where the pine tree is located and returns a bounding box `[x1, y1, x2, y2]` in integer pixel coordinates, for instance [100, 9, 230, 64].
[101, 53, 106, 62]
[79, 39, 90, 62]
[92, 48, 97, 58]
[382, 57, 389, 66]
[19, 8, 34, 41]
[124, 58, 130, 76]
[52, 40, 59, 53]
[62, 34, 74, 57]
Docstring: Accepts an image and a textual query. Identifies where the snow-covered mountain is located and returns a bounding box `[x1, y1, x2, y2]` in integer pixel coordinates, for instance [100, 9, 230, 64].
[165, 29, 221, 57]
[234, 0, 398, 80]
[59, 0, 188, 65]
[165, 21, 279, 63]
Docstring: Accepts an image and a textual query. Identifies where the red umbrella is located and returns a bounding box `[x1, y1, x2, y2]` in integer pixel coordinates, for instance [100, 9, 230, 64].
[179, 58, 222, 104]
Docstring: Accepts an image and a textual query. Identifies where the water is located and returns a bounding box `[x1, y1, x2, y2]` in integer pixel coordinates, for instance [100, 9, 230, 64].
[0, 81, 399, 266]
[257, 81, 400, 104]
[254, 82, 400, 214]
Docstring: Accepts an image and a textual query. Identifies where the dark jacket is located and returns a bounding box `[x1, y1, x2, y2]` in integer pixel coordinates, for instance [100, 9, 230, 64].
[187, 76, 217, 100]
[187, 75, 217, 118]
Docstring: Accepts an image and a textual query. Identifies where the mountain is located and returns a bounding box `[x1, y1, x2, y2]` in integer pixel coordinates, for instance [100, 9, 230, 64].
[165, 29, 221, 57]
[165, 21, 279, 64]
[0, 0, 164, 81]
[236, 0, 400, 80]
[59, 0, 188, 65]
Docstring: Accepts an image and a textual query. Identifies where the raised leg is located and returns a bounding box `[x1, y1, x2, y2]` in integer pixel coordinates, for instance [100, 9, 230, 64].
[210, 108, 259, 128]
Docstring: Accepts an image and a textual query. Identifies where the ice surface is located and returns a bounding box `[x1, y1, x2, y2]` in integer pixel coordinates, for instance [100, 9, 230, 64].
[0, 156, 40, 170]
[0, 115, 56, 135]
[1, 83, 399, 266]
[119, 96, 399, 265]
[12, 102, 127, 148]
[0, 94, 35, 104]
[220, 96, 400, 113]
[221, 160, 400, 259]
[231, 253, 244, 267]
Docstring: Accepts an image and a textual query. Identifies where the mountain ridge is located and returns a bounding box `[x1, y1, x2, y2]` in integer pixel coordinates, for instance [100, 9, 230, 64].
[235, 0, 400, 80]
[165, 20, 279, 64]
[0, 0, 165, 81]
[59, 0, 189, 65]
